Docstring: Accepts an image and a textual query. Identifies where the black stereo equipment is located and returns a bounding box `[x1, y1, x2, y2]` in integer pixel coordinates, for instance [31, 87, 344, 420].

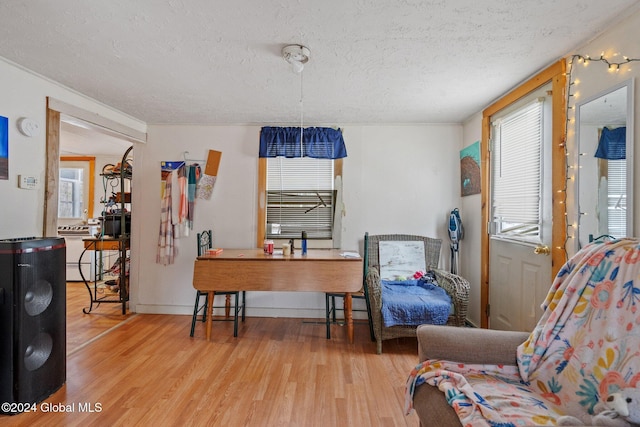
[0, 237, 66, 414]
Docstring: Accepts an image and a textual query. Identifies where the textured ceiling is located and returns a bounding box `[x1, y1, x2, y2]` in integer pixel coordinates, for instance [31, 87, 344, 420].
[0, 0, 639, 125]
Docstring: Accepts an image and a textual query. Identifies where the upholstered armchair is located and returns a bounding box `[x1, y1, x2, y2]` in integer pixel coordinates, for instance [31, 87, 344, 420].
[406, 238, 640, 427]
[364, 233, 470, 354]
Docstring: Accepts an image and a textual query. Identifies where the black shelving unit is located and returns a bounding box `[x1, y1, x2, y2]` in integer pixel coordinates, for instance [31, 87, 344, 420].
[80, 146, 132, 315]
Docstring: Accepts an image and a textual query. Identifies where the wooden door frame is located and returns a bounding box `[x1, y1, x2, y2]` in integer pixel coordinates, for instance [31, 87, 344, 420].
[480, 59, 567, 328]
[43, 106, 60, 236]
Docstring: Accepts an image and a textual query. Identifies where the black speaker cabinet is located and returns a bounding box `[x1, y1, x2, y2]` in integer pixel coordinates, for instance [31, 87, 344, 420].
[0, 237, 66, 414]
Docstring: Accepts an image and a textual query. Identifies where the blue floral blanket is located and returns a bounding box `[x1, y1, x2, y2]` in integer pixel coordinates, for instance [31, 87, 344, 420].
[380, 279, 451, 327]
[405, 238, 640, 426]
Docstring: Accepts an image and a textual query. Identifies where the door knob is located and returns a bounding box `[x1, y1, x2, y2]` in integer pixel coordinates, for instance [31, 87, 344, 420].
[534, 245, 550, 255]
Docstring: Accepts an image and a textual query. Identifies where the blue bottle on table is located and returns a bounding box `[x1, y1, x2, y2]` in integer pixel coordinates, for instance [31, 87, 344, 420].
[301, 231, 308, 255]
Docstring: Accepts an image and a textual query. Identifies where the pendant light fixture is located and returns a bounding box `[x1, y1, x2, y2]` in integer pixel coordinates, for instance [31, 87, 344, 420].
[282, 44, 310, 73]
[282, 44, 310, 155]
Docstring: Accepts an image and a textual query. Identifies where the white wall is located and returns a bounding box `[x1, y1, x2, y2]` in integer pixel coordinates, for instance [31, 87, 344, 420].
[460, 114, 483, 326]
[133, 124, 462, 317]
[0, 58, 146, 239]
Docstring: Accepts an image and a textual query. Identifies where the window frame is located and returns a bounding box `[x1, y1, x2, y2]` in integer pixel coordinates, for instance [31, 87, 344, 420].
[257, 157, 342, 248]
[58, 156, 95, 222]
[490, 98, 546, 243]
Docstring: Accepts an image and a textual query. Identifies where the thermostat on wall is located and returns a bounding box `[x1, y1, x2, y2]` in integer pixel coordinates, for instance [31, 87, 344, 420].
[18, 175, 40, 189]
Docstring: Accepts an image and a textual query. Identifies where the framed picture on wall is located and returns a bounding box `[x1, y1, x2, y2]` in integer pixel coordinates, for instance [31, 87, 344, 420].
[0, 116, 8, 180]
[460, 141, 480, 196]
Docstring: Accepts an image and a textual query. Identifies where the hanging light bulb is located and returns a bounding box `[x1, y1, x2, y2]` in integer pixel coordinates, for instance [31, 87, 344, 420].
[291, 60, 304, 73]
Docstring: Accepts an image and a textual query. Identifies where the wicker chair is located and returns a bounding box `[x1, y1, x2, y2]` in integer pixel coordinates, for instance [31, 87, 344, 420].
[364, 233, 470, 354]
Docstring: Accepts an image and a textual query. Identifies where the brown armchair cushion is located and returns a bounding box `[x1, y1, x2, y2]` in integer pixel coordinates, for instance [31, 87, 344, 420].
[416, 324, 530, 365]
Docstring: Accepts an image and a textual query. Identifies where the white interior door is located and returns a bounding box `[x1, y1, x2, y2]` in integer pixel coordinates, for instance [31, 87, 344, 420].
[489, 85, 553, 332]
[489, 238, 551, 331]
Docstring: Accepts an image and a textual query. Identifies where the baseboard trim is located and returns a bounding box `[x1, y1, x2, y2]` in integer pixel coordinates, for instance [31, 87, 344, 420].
[133, 304, 370, 320]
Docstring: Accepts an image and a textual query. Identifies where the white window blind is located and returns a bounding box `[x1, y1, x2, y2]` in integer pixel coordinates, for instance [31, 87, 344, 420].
[491, 99, 544, 239]
[607, 159, 626, 237]
[266, 157, 334, 239]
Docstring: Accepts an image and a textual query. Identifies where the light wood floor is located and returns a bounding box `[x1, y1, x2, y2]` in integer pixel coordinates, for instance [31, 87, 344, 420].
[66, 281, 133, 355]
[3, 283, 421, 426]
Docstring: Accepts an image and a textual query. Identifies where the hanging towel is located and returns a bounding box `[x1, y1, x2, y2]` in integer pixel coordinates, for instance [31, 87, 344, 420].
[171, 167, 182, 238]
[177, 166, 188, 236]
[197, 174, 216, 200]
[157, 169, 177, 265]
[186, 164, 201, 230]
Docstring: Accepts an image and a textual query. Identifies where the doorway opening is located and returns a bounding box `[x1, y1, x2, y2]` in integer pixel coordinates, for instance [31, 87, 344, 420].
[45, 103, 142, 353]
[480, 60, 567, 329]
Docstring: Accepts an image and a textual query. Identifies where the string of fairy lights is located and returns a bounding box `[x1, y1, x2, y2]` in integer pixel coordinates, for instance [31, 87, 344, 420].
[562, 52, 640, 257]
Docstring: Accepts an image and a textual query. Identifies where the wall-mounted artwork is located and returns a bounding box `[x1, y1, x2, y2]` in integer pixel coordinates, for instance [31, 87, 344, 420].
[460, 141, 480, 196]
[0, 116, 8, 180]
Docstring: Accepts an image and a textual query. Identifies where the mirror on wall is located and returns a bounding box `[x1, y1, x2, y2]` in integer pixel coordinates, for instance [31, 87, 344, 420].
[576, 79, 634, 248]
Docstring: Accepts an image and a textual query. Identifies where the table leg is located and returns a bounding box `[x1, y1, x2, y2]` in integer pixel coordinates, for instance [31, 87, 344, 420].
[206, 291, 214, 341]
[344, 292, 354, 344]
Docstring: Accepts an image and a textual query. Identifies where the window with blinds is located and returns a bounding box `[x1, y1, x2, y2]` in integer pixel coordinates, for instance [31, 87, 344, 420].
[266, 157, 334, 239]
[607, 159, 626, 237]
[491, 99, 544, 241]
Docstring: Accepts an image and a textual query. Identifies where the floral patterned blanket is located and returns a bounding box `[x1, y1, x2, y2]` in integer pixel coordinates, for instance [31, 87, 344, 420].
[405, 238, 640, 426]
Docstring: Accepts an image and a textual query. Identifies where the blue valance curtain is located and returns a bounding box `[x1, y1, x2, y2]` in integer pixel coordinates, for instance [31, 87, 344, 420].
[595, 126, 626, 160]
[259, 126, 347, 159]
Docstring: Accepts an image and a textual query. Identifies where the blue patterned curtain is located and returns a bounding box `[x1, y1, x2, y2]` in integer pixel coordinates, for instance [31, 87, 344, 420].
[259, 126, 347, 159]
[595, 126, 626, 160]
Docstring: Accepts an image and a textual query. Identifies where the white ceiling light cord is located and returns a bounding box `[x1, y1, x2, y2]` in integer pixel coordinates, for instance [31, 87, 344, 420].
[300, 69, 304, 158]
